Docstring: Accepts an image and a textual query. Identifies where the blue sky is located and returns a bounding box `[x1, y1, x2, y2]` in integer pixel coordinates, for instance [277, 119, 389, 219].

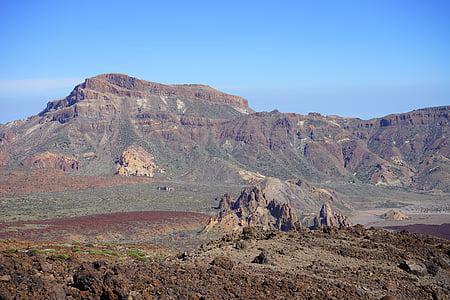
[0, 0, 449, 123]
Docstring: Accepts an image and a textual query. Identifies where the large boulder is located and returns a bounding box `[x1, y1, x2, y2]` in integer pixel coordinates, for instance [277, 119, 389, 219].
[116, 146, 161, 177]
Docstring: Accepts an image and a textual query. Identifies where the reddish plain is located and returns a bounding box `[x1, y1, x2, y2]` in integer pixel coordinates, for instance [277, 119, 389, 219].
[0, 169, 152, 197]
[0, 211, 209, 246]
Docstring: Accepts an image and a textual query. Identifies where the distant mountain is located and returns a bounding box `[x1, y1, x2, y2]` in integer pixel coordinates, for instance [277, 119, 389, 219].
[0, 74, 448, 192]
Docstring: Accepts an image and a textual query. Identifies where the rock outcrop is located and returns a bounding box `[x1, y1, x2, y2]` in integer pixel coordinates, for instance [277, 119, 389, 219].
[381, 209, 409, 221]
[204, 185, 300, 233]
[0, 146, 7, 167]
[0, 132, 12, 167]
[116, 146, 160, 177]
[310, 203, 352, 229]
[21, 152, 80, 172]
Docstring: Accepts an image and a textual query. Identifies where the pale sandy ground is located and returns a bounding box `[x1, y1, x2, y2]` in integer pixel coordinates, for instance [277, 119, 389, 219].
[351, 209, 450, 227]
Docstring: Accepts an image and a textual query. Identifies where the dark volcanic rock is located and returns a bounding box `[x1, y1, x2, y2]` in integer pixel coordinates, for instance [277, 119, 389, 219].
[252, 251, 270, 264]
[398, 260, 427, 276]
[0, 227, 449, 300]
[210, 256, 234, 270]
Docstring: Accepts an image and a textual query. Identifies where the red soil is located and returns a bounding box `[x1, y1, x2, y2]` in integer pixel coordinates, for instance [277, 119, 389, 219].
[0, 169, 151, 196]
[0, 211, 209, 243]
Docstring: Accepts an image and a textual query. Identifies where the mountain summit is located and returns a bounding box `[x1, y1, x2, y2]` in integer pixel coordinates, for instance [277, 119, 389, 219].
[40, 73, 252, 117]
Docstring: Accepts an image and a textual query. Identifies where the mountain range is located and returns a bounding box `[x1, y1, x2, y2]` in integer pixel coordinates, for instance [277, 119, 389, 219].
[1, 73, 448, 193]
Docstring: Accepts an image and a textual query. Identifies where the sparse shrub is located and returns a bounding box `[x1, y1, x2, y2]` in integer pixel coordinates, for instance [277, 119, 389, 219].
[55, 253, 70, 260]
[127, 249, 147, 261]
[29, 248, 55, 255]
[85, 249, 118, 256]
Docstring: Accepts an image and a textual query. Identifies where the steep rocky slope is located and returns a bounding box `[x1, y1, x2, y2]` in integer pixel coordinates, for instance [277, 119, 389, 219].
[0, 74, 448, 192]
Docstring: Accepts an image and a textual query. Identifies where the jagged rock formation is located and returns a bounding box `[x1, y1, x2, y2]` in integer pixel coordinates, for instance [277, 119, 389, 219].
[381, 209, 409, 221]
[0, 148, 7, 167]
[116, 146, 161, 177]
[204, 185, 300, 232]
[310, 203, 352, 229]
[21, 152, 80, 172]
[204, 177, 351, 233]
[0, 73, 448, 192]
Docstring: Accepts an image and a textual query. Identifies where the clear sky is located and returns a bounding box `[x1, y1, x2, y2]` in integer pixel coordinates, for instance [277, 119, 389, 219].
[1, 0, 449, 123]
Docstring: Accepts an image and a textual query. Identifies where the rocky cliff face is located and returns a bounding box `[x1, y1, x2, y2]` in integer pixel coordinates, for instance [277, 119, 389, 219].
[204, 185, 300, 232]
[310, 203, 352, 229]
[0, 74, 448, 192]
[40, 73, 252, 118]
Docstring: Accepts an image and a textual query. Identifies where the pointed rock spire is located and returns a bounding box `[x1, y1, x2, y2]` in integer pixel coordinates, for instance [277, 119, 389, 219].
[311, 203, 352, 229]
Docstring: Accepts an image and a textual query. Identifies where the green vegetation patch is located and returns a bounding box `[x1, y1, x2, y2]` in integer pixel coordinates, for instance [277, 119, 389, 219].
[54, 253, 70, 260]
[29, 248, 56, 255]
[83, 249, 119, 256]
[127, 248, 147, 261]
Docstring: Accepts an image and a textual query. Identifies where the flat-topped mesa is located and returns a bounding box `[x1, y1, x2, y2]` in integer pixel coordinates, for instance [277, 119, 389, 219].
[40, 73, 252, 115]
[310, 203, 352, 229]
[204, 185, 300, 233]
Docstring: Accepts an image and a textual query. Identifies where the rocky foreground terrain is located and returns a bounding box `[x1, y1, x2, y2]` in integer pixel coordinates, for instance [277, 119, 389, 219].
[0, 226, 449, 300]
